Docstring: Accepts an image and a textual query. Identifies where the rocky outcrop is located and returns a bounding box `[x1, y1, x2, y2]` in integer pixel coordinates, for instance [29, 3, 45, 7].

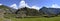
[0, 9, 5, 18]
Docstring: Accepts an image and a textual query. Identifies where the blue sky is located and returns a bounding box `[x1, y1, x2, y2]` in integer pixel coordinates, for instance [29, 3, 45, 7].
[0, 0, 60, 10]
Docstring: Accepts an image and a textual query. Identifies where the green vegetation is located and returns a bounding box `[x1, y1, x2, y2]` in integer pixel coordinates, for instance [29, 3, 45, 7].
[11, 17, 60, 21]
[0, 5, 10, 10]
[0, 18, 4, 21]
[0, 17, 60, 21]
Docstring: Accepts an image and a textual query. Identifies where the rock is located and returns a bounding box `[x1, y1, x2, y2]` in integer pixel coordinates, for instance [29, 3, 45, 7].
[0, 9, 5, 18]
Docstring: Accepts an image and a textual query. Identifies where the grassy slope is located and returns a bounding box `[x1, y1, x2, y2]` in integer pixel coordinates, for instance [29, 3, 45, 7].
[1, 14, 60, 21]
[11, 17, 60, 21]
[0, 5, 10, 10]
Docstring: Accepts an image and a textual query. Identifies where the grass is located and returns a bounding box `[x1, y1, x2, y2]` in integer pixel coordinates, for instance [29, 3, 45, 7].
[0, 18, 6, 21]
[0, 18, 4, 21]
[1, 16, 60, 21]
[10, 17, 60, 21]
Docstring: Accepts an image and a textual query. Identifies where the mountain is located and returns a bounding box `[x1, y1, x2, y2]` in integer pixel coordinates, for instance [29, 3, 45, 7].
[0, 5, 10, 10]
[15, 7, 41, 17]
[0, 5, 17, 14]
[39, 6, 60, 16]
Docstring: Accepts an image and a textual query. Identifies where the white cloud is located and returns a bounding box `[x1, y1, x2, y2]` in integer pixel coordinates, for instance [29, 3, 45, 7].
[10, 0, 30, 9]
[0, 4, 2, 6]
[51, 4, 60, 8]
[19, 0, 26, 8]
[10, 0, 41, 10]
[19, 0, 32, 9]
[31, 6, 41, 10]
[18, 0, 41, 10]
[10, 4, 18, 9]
[25, 3, 31, 8]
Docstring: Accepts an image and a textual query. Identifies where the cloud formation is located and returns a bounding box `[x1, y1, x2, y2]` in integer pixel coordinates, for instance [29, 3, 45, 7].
[25, 3, 30, 7]
[51, 4, 60, 8]
[19, 0, 41, 10]
[19, 0, 25, 8]
[10, 4, 18, 9]
[0, 4, 2, 6]
[10, 0, 41, 10]
[31, 5, 41, 10]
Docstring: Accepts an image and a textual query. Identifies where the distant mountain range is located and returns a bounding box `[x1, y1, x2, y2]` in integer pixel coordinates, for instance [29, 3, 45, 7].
[39, 7, 60, 16]
[0, 5, 60, 17]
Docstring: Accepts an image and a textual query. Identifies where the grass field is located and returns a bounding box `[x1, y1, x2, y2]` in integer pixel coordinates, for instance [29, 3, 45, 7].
[1, 16, 60, 21]
[2, 16, 60, 21]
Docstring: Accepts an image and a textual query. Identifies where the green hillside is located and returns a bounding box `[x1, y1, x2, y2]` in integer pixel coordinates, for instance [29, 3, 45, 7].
[0, 5, 10, 10]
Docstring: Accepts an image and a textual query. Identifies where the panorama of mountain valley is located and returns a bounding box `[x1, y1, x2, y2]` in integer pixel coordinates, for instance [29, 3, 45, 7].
[0, 0, 60, 21]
